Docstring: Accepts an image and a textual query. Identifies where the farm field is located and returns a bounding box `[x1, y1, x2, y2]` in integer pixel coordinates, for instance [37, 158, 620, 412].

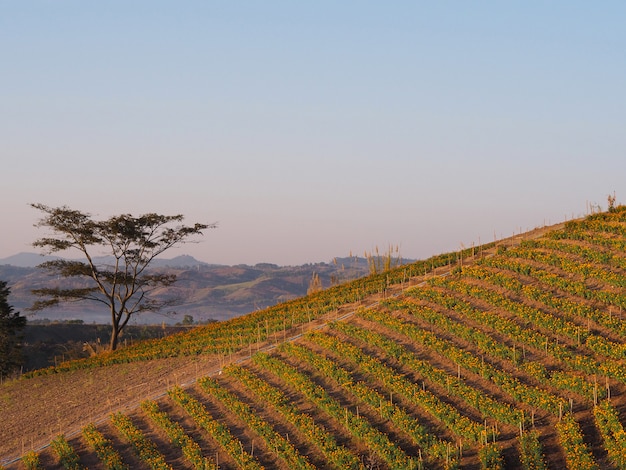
[4, 207, 626, 469]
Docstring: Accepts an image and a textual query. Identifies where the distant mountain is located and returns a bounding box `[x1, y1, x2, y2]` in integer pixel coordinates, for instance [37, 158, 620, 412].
[0, 252, 211, 269]
[0, 252, 64, 268]
[151, 254, 213, 268]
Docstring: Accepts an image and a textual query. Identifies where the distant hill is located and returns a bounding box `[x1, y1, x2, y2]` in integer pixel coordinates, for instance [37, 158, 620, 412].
[0, 252, 63, 268]
[0, 253, 407, 324]
[0, 252, 212, 268]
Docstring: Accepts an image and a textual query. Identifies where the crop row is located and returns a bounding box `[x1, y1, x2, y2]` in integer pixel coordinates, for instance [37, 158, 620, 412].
[140, 399, 216, 470]
[462, 264, 626, 342]
[167, 386, 264, 470]
[593, 400, 626, 469]
[317, 323, 523, 429]
[500, 243, 626, 289]
[521, 238, 626, 270]
[518, 429, 547, 470]
[224, 364, 364, 470]
[81, 423, 129, 470]
[49, 435, 84, 470]
[401, 284, 594, 403]
[281, 338, 462, 465]
[252, 352, 422, 470]
[356, 306, 567, 416]
[412, 280, 580, 368]
[548, 221, 626, 253]
[481, 255, 626, 333]
[423, 277, 626, 391]
[478, 442, 505, 470]
[198, 376, 316, 470]
[287, 338, 483, 445]
[555, 413, 598, 470]
[440, 275, 626, 368]
[560, 209, 626, 237]
[19, 451, 41, 470]
[110, 412, 173, 470]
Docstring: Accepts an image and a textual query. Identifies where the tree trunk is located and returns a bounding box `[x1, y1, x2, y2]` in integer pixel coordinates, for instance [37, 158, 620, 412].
[110, 305, 120, 351]
[109, 328, 119, 351]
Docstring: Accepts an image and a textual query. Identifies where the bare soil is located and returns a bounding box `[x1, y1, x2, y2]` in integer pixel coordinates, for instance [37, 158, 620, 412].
[0, 353, 240, 465]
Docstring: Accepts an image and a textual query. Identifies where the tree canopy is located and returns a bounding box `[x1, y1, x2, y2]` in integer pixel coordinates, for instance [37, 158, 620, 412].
[0, 280, 26, 377]
[30, 204, 215, 350]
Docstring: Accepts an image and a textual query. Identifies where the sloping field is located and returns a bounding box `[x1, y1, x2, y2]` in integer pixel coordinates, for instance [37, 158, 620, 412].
[4, 207, 626, 469]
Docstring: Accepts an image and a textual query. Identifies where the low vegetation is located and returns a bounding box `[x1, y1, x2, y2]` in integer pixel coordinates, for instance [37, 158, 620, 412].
[4, 206, 626, 469]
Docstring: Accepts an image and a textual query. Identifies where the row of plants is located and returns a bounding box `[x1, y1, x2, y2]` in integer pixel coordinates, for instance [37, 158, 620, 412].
[167, 386, 264, 470]
[281, 339, 462, 466]
[140, 399, 217, 470]
[356, 306, 567, 416]
[593, 400, 626, 469]
[459, 274, 622, 396]
[440, 276, 583, 351]
[252, 352, 422, 470]
[417, 280, 622, 392]
[478, 442, 505, 470]
[412, 281, 574, 365]
[20, 451, 41, 470]
[401, 285, 594, 400]
[314, 324, 523, 429]
[501, 243, 626, 290]
[389, 295, 522, 363]
[224, 364, 365, 470]
[522, 238, 626, 270]
[555, 413, 599, 470]
[386, 294, 601, 402]
[110, 412, 173, 470]
[198, 376, 316, 470]
[441, 275, 626, 367]
[518, 429, 547, 470]
[481, 255, 626, 335]
[548, 220, 626, 253]
[50, 434, 84, 470]
[492, 246, 626, 309]
[462, 264, 626, 343]
[561, 209, 626, 237]
[81, 423, 129, 470]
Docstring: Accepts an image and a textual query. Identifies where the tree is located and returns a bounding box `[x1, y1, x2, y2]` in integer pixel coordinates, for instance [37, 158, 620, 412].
[30, 204, 215, 350]
[0, 280, 27, 377]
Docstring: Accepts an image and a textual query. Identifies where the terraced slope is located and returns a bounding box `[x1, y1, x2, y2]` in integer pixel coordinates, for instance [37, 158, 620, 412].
[5, 207, 626, 469]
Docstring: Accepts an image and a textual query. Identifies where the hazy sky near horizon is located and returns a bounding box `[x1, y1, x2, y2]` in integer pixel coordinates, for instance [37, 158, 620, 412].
[2, 2, 625, 266]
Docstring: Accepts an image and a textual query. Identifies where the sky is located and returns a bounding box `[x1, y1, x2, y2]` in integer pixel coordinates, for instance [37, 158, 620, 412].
[1, 2, 625, 266]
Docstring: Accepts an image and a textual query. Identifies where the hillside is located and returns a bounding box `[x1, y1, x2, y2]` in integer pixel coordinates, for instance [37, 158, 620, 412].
[3, 209, 626, 468]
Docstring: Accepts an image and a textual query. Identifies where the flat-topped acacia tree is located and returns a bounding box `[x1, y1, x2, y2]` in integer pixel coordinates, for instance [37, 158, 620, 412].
[29, 203, 215, 350]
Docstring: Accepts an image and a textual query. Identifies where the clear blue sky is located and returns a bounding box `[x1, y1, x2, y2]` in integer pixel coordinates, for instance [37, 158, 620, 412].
[1, 2, 625, 265]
